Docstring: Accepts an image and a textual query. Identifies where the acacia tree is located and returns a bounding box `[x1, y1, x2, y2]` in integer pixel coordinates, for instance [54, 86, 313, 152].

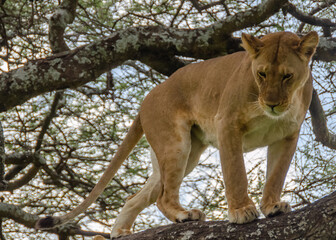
[0, 0, 335, 239]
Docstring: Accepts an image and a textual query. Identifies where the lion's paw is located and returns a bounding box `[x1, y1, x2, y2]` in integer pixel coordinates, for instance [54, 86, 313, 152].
[175, 209, 206, 223]
[93, 236, 107, 240]
[228, 204, 259, 224]
[110, 228, 132, 239]
[261, 201, 291, 218]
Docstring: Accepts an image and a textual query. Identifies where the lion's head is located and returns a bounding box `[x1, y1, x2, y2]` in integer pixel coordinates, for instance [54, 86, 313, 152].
[241, 31, 319, 118]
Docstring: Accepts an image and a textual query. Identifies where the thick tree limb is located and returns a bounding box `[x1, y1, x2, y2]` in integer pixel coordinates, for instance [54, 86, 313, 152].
[0, 202, 39, 228]
[0, 0, 322, 113]
[314, 36, 336, 62]
[3, 191, 335, 239]
[0, 120, 4, 182]
[297, 0, 336, 33]
[0, 120, 5, 240]
[309, 89, 336, 150]
[1, 0, 336, 114]
[285, 3, 336, 28]
[114, 191, 336, 239]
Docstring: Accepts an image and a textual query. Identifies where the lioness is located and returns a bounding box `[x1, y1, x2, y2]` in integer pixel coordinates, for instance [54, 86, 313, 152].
[36, 31, 319, 238]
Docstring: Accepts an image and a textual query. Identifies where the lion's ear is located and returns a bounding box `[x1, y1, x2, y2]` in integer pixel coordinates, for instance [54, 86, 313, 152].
[298, 31, 319, 60]
[241, 33, 264, 57]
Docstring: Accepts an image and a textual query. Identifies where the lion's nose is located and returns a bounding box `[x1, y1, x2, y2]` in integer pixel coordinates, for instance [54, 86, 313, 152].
[266, 103, 280, 110]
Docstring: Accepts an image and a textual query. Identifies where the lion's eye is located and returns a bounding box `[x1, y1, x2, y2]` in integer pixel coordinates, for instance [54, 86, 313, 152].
[282, 73, 293, 81]
[257, 71, 266, 78]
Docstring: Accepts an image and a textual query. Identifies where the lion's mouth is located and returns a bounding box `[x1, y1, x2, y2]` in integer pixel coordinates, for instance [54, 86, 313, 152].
[259, 99, 289, 118]
[265, 108, 283, 117]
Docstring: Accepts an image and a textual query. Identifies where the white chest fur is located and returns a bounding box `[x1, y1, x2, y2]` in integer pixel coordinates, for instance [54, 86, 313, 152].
[241, 114, 300, 152]
[193, 107, 301, 153]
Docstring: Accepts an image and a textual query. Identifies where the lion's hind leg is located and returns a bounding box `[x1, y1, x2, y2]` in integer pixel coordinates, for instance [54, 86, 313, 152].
[111, 128, 208, 238]
[148, 125, 206, 223]
[110, 159, 161, 238]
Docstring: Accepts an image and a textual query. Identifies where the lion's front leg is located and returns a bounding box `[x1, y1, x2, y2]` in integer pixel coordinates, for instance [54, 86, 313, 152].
[218, 125, 259, 224]
[261, 132, 299, 218]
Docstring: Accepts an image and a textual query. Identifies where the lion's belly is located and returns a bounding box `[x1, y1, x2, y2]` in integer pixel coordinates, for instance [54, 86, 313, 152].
[192, 120, 219, 148]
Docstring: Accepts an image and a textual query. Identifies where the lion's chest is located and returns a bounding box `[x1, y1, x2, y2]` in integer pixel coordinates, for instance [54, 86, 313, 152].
[241, 116, 299, 152]
[194, 114, 300, 152]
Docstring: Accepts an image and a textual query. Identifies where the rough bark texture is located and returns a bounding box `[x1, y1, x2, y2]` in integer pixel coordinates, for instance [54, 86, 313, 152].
[0, 121, 4, 183]
[6, 0, 336, 113]
[309, 89, 336, 150]
[114, 191, 336, 240]
[0, 120, 5, 240]
[0, 33, 335, 113]
[0, 191, 335, 239]
[285, 3, 336, 28]
[314, 36, 336, 62]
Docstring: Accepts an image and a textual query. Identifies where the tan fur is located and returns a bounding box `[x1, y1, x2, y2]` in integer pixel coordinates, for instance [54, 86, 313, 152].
[93, 236, 106, 240]
[35, 32, 319, 239]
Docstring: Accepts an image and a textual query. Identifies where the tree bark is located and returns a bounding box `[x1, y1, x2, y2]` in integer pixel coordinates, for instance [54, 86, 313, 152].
[1, 191, 335, 239]
[0, 0, 319, 112]
[0, 120, 6, 240]
[116, 191, 336, 240]
[309, 89, 336, 150]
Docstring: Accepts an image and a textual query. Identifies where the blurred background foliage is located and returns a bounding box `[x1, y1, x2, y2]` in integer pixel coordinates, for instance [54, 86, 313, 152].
[0, 0, 335, 239]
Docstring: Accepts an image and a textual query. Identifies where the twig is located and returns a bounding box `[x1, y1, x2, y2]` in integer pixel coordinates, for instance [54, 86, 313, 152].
[35, 91, 64, 151]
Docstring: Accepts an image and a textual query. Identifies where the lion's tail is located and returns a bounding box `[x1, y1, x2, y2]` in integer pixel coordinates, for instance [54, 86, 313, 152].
[35, 115, 144, 229]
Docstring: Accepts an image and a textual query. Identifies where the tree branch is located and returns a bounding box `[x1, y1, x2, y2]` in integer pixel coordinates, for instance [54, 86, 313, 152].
[297, 0, 336, 33]
[0, 33, 334, 113]
[2, 192, 336, 239]
[4, 165, 40, 192]
[1, 92, 62, 190]
[110, 191, 336, 239]
[49, 0, 78, 53]
[285, 3, 336, 28]
[0, 202, 39, 228]
[0, 202, 111, 239]
[30, 191, 334, 239]
[4, 152, 36, 165]
[2, 154, 45, 192]
[189, 0, 225, 13]
[0, 0, 334, 115]
[309, 88, 336, 150]
[3, 152, 36, 184]
[0, 120, 4, 183]
[0, 0, 290, 112]
[0, 119, 5, 240]
[314, 36, 336, 62]
[35, 91, 64, 151]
